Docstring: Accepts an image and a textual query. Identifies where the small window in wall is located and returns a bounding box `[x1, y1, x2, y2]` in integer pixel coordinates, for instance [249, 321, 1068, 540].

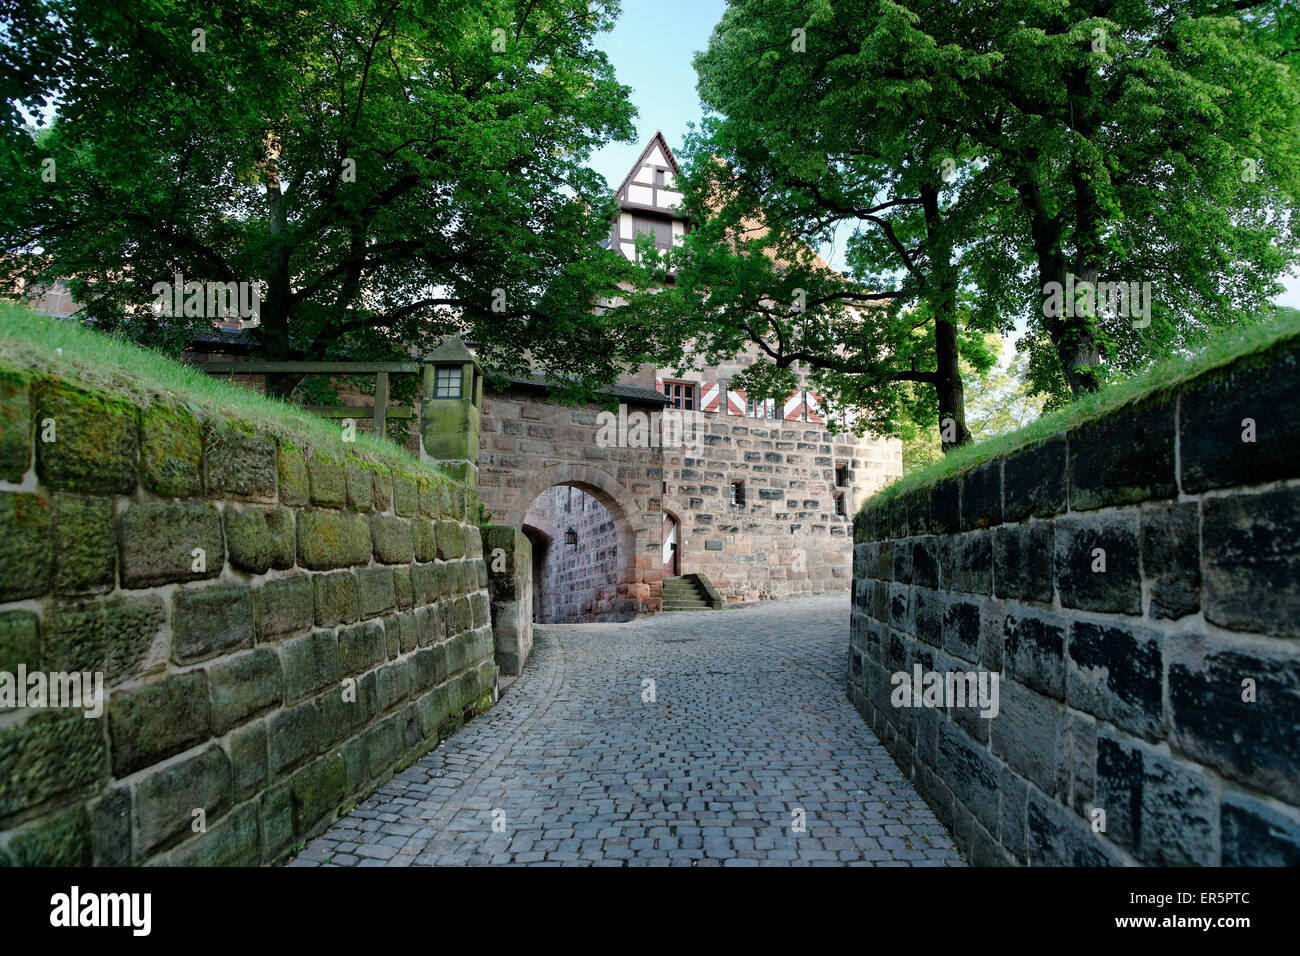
[655, 168, 666, 187]
[663, 381, 696, 410]
[835, 464, 849, 487]
[433, 366, 462, 398]
[834, 492, 847, 517]
[730, 480, 745, 507]
[746, 397, 776, 419]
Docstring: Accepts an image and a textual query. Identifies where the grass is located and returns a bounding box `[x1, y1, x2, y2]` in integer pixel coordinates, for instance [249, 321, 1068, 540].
[0, 303, 428, 473]
[862, 306, 1300, 511]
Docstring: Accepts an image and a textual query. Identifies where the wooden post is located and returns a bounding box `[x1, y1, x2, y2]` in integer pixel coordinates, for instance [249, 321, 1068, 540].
[373, 371, 389, 441]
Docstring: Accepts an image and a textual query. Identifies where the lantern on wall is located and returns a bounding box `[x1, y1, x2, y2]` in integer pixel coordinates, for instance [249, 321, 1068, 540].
[565, 527, 577, 547]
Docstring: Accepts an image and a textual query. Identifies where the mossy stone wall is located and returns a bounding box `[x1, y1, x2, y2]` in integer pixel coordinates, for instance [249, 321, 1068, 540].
[849, 335, 1300, 866]
[0, 366, 496, 865]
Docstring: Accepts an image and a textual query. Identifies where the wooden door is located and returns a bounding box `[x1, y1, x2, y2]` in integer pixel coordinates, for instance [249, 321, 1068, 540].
[662, 513, 679, 577]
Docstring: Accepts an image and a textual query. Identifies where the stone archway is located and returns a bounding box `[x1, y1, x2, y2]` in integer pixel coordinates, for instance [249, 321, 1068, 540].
[507, 462, 661, 618]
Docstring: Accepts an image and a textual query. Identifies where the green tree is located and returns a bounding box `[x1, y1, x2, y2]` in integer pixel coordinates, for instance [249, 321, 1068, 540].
[636, 0, 1022, 453]
[660, 0, 1300, 435]
[939, 0, 1300, 397]
[0, 0, 651, 397]
[901, 334, 1046, 471]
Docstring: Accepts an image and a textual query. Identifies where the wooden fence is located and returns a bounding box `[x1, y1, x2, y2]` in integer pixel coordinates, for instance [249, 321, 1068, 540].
[196, 360, 421, 441]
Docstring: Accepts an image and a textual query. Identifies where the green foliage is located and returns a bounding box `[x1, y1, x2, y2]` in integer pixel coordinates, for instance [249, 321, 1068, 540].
[867, 303, 1300, 507]
[0, 0, 660, 398]
[902, 334, 1046, 472]
[627, 0, 1030, 450]
[654, 0, 1300, 434]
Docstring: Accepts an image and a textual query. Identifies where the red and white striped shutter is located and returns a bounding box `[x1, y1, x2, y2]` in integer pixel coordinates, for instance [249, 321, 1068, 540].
[783, 390, 804, 421]
[700, 381, 720, 412]
[726, 386, 747, 416]
[655, 375, 664, 395]
[805, 391, 825, 424]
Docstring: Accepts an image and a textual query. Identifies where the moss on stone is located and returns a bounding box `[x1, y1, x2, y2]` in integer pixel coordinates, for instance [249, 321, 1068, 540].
[0, 492, 53, 601]
[168, 804, 260, 867]
[392, 472, 418, 517]
[51, 493, 115, 594]
[291, 753, 347, 836]
[103, 596, 165, 686]
[0, 609, 39, 672]
[345, 461, 373, 512]
[203, 423, 276, 499]
[35, 379, 139, 495]
[118, 500, 224, 588]
[296, 510, 370, 570]
[140, 401, 202, 497]
[0, 806, 90, 866]
[307, 453, 346, 508]
[436, 714, 462, 741]
[0, 366, 31, 483]
[224, 506, 295, 574]
[277, 441, 309, 506]
[0, 710, 108, 816]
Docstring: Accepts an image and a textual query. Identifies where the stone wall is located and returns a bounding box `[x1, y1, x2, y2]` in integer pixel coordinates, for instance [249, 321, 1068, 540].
[524, 485, 624, 623]
[482, 525, 532, 675]
[656, 349, 901, 603]
[665, 412, 899, 603]
[478, 385, 666, 617]
[0, 368, 495, 866]
[848, 334, 1300, 866]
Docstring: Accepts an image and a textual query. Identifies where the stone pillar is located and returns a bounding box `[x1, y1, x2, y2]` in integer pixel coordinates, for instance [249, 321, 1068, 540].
[420, 336, 482, 489]
[482, 525, 533, 675]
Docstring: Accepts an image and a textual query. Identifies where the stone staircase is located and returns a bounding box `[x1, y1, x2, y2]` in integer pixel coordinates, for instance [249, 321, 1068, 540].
[662, 573, 720, 611]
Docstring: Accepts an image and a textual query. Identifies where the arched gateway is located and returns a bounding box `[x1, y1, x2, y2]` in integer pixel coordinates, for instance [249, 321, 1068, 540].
[477, 383, 668, 618]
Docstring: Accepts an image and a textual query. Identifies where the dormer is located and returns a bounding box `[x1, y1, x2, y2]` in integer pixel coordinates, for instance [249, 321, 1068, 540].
[607, 131, 690, 263]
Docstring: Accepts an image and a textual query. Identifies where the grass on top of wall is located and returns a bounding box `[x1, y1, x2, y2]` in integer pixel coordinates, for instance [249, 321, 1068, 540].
[0, 304, 432, 474]
[862, 306, 1300, 513]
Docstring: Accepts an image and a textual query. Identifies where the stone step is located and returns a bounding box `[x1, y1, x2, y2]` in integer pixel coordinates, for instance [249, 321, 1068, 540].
[662, 573, 719, 610]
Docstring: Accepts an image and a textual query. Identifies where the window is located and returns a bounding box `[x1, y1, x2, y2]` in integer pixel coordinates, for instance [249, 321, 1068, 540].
[663, 381, 696, 410]
[730, 480, 745, 507]
[631, 215, 673, 250]
[746, 397, 776, 419]
[834, 492, 847, 517]
[835, 464, 849, 487]
[433, 366, 462, 399]
[655, 168, 666, 187]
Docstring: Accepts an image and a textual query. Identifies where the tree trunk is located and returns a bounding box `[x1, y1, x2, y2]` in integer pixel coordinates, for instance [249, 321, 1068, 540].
[1057, 67, 1105, 397]
[935, 317, 971, 450]
[922, 183, 971, 452]
[1057, 263, 1103, 396]
[260, 130, 298, 400]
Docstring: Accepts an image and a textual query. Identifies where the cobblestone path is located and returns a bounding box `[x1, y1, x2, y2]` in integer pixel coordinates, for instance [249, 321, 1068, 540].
[289, 595, 964, 866]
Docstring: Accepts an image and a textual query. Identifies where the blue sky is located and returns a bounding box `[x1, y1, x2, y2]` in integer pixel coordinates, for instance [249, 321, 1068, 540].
[589, 0, 1300, 310]
[588, 0, 727, 192]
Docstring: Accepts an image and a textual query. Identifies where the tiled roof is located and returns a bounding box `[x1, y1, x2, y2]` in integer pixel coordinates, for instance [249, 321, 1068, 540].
[490, 371, 670, 406]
